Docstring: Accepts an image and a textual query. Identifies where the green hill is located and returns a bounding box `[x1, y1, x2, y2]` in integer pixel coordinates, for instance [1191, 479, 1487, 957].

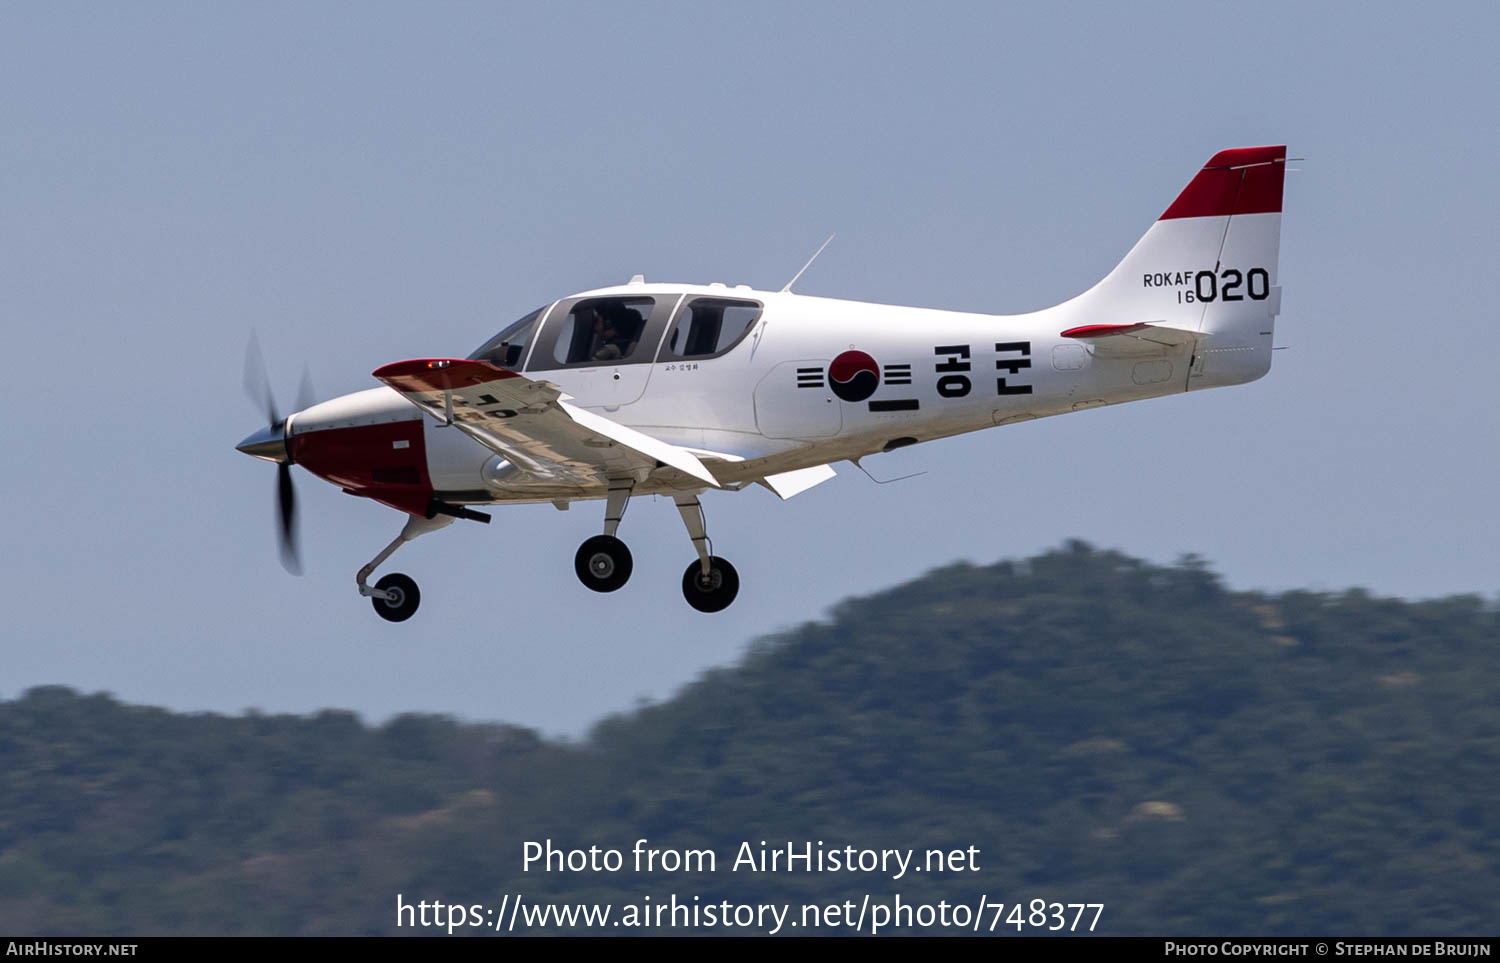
[3, 542, 1497, 935]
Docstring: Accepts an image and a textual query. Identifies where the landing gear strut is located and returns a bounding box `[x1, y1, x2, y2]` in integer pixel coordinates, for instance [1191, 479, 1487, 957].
[574, 479, 634, 593]
[675, 494, 739, 612]
[357, 514, 453, 622]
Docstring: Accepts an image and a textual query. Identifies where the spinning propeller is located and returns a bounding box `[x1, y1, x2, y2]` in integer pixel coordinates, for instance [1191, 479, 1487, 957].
[237, 333, 315, 575]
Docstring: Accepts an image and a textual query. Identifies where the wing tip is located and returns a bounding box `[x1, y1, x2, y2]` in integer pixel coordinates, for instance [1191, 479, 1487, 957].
[373, 358, 517, 391]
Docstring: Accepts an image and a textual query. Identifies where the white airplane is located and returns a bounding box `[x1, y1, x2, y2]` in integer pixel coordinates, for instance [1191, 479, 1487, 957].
[238, 145, 1288, 621]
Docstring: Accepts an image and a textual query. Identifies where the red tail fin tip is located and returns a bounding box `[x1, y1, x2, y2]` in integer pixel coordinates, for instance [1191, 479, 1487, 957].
[1159, 145, 1287, 221]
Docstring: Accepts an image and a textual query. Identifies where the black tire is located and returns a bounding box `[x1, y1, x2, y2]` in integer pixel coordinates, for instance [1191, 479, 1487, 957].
[372, 573, 420, 622]
[574, 535, 633, 592]
[681, 556, 739, 613]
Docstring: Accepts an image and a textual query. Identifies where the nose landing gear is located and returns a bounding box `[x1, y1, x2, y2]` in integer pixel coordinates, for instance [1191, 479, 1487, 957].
[356, 514, 454, 622]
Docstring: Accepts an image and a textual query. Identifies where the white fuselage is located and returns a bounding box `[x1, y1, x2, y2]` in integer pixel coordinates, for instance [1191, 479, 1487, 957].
[292, 273, 1271, 507]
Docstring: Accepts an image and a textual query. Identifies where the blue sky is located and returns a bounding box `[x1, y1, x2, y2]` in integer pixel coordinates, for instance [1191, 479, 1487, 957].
[3, 1, 1496, 735]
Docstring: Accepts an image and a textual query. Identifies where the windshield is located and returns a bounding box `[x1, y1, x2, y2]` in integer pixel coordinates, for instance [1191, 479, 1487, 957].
[467, 306, 546, 368]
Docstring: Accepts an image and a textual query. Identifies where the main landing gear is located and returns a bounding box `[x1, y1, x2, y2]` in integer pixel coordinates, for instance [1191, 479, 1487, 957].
[574, 480, 634, 593]
[569, 483, 740, 612]
[673, 493, 738, 613]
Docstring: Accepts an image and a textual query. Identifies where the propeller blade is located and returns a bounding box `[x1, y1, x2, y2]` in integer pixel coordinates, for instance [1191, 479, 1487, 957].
[277, 462, 302, 576]
[243, 331, 279, 427]
[243, 330, 307, 575]
[294, 364, 316, 415]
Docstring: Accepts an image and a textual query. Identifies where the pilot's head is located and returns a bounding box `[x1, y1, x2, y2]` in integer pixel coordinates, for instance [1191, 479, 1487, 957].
[577, 303, 605, 331]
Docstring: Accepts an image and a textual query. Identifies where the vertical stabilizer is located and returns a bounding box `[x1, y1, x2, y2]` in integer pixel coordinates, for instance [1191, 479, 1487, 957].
[1064, 146, 1287, 388]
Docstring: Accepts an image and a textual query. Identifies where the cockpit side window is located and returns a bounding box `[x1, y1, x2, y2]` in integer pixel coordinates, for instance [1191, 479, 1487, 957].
[528, 296, 672, 370]
[658, 298, 762, 361]
[467, 306, 546, 369]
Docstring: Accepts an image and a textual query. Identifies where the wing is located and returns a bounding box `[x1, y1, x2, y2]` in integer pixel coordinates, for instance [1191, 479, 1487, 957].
[1060, 322, 1200, 360]
[372, 359, 720, 488]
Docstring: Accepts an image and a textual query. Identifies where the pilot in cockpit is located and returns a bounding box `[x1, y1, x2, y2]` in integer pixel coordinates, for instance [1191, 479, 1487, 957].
[590, 302, 643, 361]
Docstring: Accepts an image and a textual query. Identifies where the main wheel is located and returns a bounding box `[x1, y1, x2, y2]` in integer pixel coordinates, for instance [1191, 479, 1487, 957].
[574, 535, 633, 592]
[681, 556, 739, 613]
[372, 573, 420, 622]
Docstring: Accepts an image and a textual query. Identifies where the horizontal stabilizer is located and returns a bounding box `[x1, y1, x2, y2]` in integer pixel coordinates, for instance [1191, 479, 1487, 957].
[1060, 322, 1200, 359]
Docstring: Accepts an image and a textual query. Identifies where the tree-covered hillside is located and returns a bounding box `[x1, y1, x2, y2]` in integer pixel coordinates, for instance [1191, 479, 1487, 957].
[2, 542, 1497, 935]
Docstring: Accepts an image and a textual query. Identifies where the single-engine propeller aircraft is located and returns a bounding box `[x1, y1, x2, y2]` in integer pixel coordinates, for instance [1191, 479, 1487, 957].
[237, 145, 1289, 621]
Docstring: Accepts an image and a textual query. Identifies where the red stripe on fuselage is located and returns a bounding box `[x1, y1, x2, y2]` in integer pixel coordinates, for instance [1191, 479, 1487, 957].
[1159, 145, 1286, 220]
[373, 358, 519, 393]
[290, 420, 434, 517]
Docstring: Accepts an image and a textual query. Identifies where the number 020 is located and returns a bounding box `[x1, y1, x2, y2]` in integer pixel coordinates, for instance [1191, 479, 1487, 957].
[1180, 267, 1269, 303]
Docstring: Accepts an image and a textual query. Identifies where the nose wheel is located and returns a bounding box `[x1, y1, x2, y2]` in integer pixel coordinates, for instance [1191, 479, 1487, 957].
[574, 534, 634, 592]
[681, 556, 739, 612]
[371, 573, 420, 622]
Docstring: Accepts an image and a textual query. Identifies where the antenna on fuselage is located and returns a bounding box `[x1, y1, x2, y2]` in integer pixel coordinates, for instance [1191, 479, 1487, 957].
[780, 234, 835, 293]
[850, 456, 926, 486]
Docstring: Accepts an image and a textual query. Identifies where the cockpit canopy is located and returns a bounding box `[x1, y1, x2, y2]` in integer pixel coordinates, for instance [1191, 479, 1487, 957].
[468, 295, 762, 371]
